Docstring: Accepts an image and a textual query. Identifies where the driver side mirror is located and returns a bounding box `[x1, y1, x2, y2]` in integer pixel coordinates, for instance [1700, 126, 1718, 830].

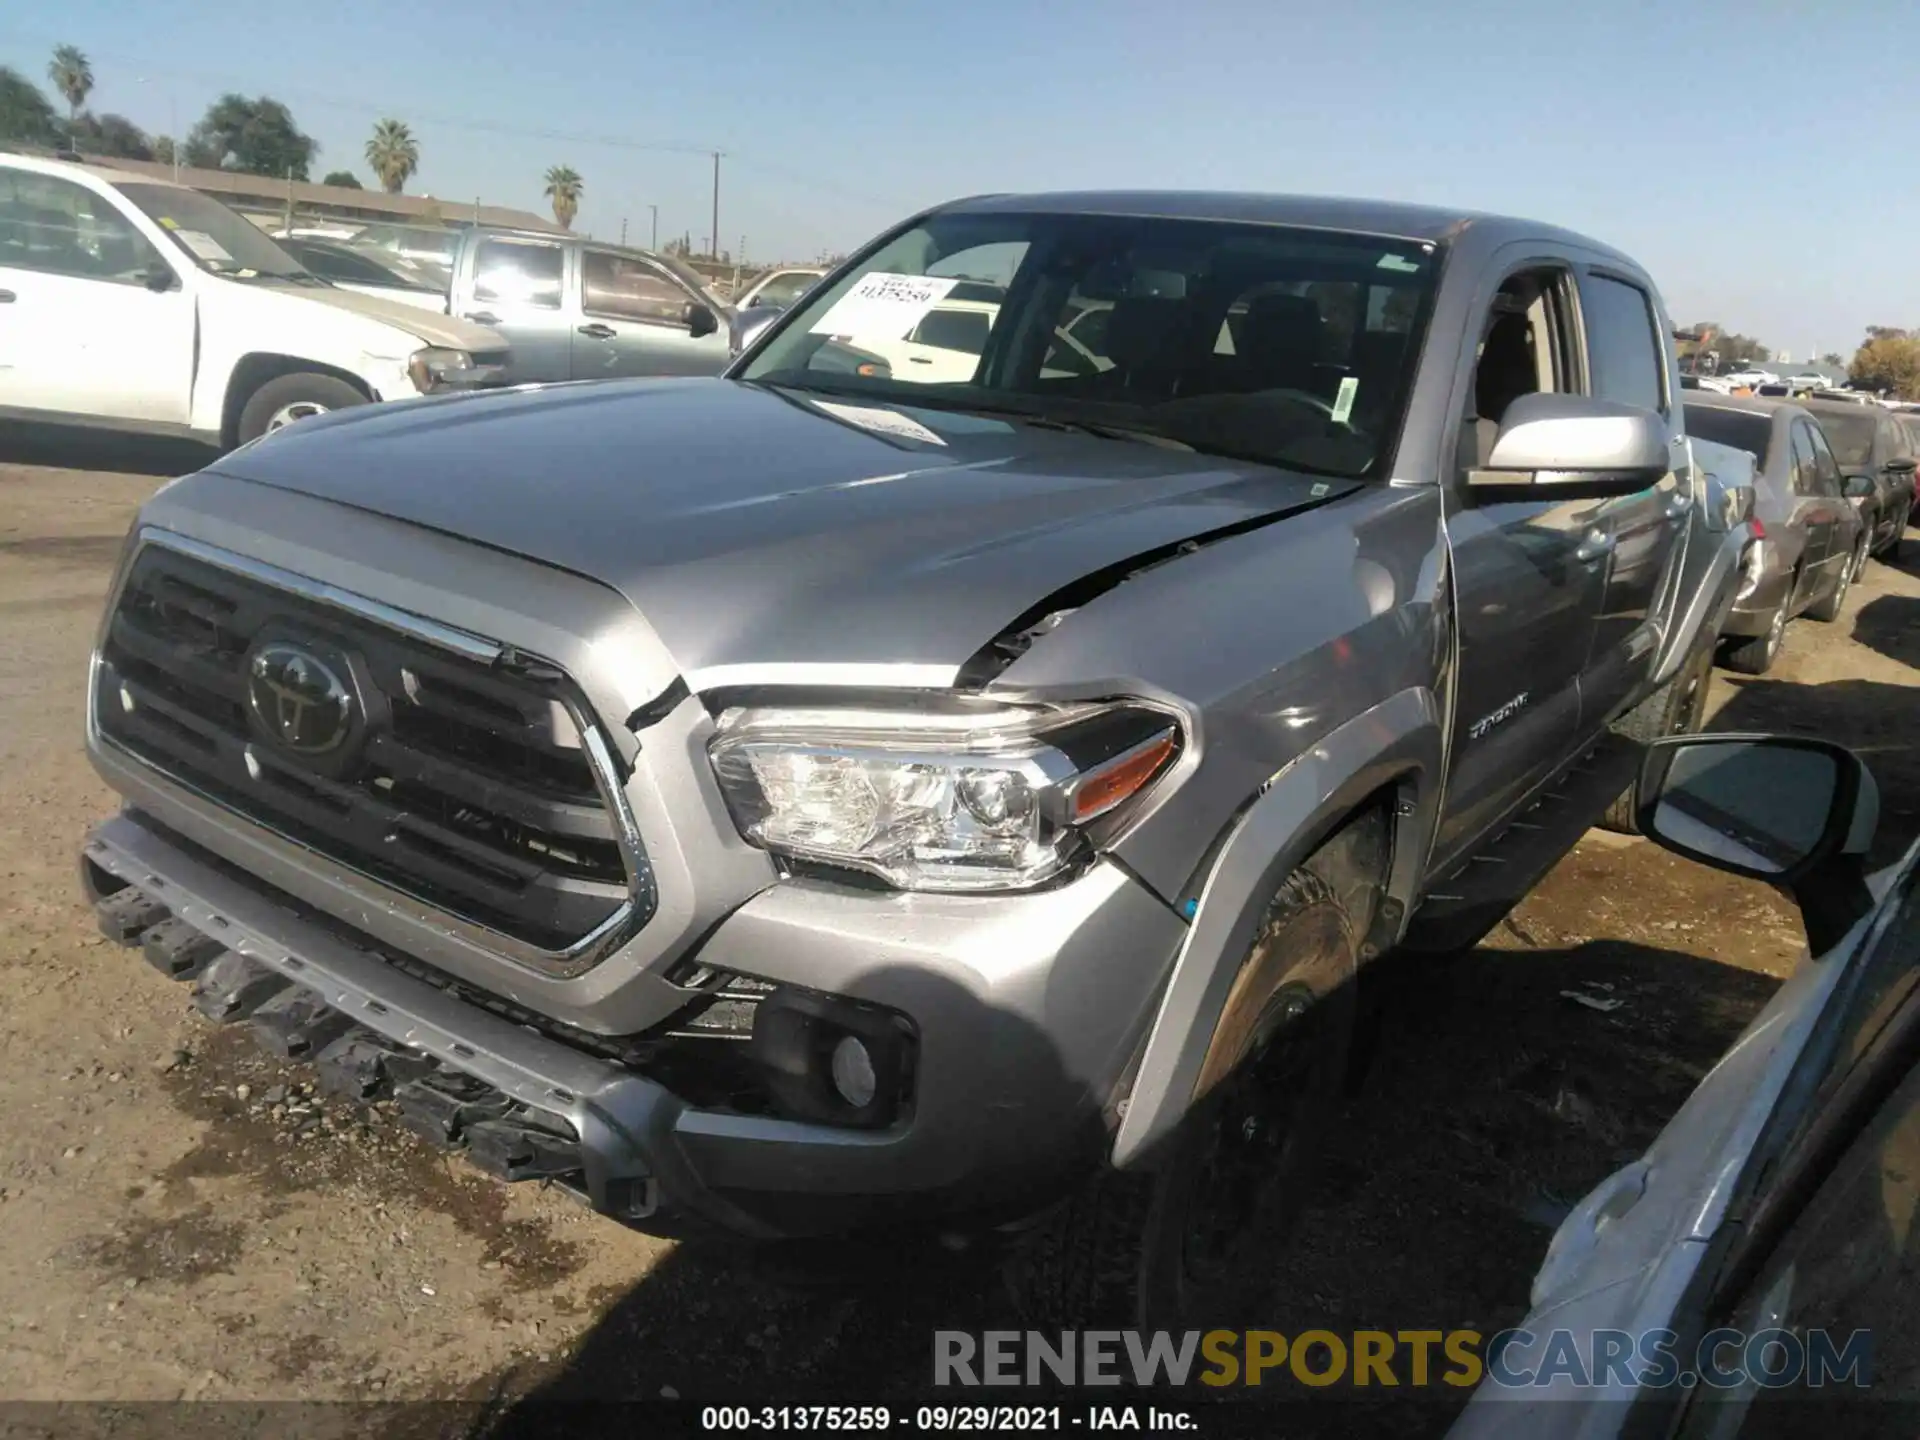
[1468, 393, 1671, 497]
[1844, 473, 1876, 498]
[1636, 734, 1879, 954]
[141, 263, 177, 293]
[686, 302, 719, 340]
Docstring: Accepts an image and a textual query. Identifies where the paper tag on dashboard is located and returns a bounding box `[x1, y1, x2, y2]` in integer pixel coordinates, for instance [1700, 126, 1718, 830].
[1331, 376, 1360, 425]
[808, 273, 959, 340]
[810, 401, 948, 447]
[174, 230, 234, 264]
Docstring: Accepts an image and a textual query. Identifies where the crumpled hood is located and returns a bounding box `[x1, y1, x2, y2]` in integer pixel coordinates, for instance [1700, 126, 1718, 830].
[264, 281, 497, 351]
[205, 378, 1356, 686]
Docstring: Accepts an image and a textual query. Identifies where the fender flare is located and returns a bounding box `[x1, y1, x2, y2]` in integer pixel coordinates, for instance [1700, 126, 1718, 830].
[1110, 687, 1443, 1169]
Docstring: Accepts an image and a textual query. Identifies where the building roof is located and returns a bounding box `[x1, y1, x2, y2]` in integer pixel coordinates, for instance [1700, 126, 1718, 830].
[69, 152, 563, 233]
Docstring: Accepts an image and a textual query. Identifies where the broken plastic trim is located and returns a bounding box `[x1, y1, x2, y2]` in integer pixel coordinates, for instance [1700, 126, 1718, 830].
[954, 482, 1363, 688]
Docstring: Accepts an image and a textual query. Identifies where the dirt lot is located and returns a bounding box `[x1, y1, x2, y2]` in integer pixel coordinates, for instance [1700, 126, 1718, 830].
[4, 429, 1918, 1435]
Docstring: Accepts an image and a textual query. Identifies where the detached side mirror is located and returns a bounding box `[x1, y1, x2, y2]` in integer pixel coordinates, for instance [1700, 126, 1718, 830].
[1469, 393, 1671, 498]
[1844, 473, 1877, 498]
[729, 305, 782, 358]
[1636, 733, 1879, 954]
[1886, 456, 1917, 476]
[686, 302, 719, 340]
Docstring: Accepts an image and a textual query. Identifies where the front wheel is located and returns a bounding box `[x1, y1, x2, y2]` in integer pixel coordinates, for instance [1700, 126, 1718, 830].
[1599, 637, 1715, 834]
[235, 373, 368, 446]
[1805, 542, 1861, 623]
[1005, 869, 1359, 1330]
[1718, 598, 1787, 675]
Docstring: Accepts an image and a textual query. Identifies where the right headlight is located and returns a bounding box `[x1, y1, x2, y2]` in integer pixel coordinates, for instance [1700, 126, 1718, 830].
[707, 700, 1181, 893]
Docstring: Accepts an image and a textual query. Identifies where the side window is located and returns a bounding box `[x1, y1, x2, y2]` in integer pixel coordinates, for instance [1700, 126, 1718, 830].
[1788, 422, 1818, 496]
[1580, 273, 1667, 415]
[1878, 415, 1909, 465]
[1463, 268, 1577, 467]
[582, 250, 691, 326]
[472, 238, 564, 309]
[1806, 424, 1843, 497]
[0, 170, 163, 283]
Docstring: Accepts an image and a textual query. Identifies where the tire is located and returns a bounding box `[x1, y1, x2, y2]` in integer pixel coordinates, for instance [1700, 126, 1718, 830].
[1804, 542, 1861, 623]
[1005, 868, 1360, 1330]
[235, 373, 367, 446]
[1718, 597, 1787, 675]
[1599, 636, 1715, 834]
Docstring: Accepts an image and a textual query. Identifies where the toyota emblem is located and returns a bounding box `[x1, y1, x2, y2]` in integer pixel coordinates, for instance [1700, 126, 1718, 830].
[247, 643, 354, 755]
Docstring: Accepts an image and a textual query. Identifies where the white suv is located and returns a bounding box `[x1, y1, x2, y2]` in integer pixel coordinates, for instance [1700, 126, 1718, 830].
[0, 154, 508, 447]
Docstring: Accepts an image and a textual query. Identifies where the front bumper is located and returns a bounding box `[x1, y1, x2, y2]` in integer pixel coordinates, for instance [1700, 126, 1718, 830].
[82, 808, 1182, 1239]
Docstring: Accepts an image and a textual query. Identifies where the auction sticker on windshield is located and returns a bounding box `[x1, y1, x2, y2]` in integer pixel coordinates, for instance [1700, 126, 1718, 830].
[809, 273, 959, 341]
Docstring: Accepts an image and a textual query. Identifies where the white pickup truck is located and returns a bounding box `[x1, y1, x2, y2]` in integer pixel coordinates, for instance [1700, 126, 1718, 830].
[0, 154, 508, 447]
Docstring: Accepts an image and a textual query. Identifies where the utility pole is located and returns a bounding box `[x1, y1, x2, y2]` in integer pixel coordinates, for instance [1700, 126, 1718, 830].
[710, 151, 722, 262]
[649, 205, 659, 250]
[620, 217, 628, 245]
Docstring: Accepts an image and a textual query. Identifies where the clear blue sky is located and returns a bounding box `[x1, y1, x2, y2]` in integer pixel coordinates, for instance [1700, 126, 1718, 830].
[4, 1, 1912, 357]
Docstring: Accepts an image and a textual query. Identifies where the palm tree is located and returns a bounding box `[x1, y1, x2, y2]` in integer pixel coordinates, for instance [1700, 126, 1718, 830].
[48, 44, 92, 126]
[364, 119, 418, 194]
[544, 165, 583, 230]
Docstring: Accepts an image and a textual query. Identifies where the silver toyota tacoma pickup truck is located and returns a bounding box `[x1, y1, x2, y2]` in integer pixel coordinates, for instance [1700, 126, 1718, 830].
[80, 192, 1749, 1327]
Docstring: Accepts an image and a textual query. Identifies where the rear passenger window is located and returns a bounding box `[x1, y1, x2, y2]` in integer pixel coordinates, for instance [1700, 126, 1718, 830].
[1788, 422, 1818, 495]
[1807, 424, 1843, 496]
[473, 238, 564, 310]
[1581, 274, 1666, 415]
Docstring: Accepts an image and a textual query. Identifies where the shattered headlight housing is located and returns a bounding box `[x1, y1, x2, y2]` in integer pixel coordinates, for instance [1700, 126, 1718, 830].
[708, 701, 1180, 892]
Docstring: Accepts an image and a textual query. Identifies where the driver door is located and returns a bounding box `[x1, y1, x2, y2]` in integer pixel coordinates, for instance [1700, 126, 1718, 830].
[0, 170, 192, 425]
[1433, 263, 1608, 866]
[573, 248, 729, 379]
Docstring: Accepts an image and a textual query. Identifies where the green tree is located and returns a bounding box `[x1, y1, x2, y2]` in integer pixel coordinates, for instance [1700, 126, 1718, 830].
[1849, 329, 1920, 400]
[47, 44, 91, 125]
[543, 164, 583, 230]
[323, 169, 363, 189]
[67, 111, 153, 160]
[152, 134, 176, 166]
[184, 94, 317, 179]
[1821, 352, 1844, 367]
[364, 119, 417, 194]
[0, 67, 60, 145]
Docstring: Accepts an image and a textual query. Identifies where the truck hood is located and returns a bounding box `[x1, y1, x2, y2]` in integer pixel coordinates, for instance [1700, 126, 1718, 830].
[204, 378, 1357, 688]
[261, 281, 497, 351]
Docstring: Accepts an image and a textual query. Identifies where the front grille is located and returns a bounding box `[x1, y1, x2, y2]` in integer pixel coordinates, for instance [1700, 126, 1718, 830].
[94, 542, 639, 952]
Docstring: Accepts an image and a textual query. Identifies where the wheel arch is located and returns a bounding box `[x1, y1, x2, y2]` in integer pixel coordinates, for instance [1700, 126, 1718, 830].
[221, 355, 375, 448]
[1110, 687, 1442, 1170]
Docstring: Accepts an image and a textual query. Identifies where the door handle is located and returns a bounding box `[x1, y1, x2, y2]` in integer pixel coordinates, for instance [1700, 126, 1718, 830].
[577, 323, 617, 340]
[465, 311, 500, 325]
[0, 290, 14, 303]
[1575, 528, 1616, 563]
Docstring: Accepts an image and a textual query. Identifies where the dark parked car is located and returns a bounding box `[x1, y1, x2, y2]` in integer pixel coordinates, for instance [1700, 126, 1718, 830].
[1683, 397, 1865, 672]
[1798, 397, 1916, 561]
[1453, 731, 1918, 1437]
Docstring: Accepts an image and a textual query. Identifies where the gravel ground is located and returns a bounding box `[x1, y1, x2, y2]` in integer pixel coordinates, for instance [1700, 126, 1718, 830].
[3, 427, 1917, 1436]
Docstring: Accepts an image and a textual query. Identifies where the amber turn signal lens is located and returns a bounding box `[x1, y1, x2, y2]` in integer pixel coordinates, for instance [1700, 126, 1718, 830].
[1072, 730, 1178, 823]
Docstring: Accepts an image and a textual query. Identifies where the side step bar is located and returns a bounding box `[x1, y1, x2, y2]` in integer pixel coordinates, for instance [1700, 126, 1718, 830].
[1400, 735, 1640, 955]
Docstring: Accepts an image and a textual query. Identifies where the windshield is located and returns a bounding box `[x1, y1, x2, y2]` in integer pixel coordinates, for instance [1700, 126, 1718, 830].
[115, 183, 310, 279]
[1684, 404, 1773, 465]
[739, 210, 1439, 479]
[1812, 407, 1877, 468]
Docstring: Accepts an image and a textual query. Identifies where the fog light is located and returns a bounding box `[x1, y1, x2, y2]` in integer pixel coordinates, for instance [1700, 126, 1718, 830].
[830, 1034, 877, 1108]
